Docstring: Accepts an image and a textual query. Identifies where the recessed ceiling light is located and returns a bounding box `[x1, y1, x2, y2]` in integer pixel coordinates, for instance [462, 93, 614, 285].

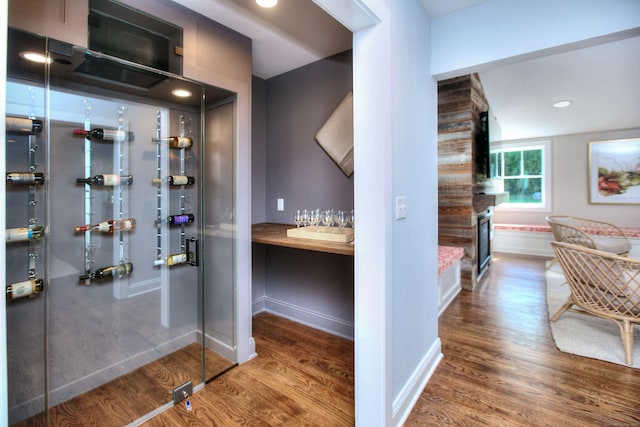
[19, 51, 51, 64]
[172, 89, 192, 98]
[552, 100, 572, 108]
[256, 0, 278, 8]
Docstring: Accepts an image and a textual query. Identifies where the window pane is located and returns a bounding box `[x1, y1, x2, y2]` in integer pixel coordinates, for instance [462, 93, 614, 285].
[504, 151, 521, 176]
[523, 149, 542, 175]
[504, 177, 542, 203]
[490, 152, 501, 177]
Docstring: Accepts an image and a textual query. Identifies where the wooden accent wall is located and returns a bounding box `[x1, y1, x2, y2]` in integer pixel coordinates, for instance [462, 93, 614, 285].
[438, 73, 489, 290]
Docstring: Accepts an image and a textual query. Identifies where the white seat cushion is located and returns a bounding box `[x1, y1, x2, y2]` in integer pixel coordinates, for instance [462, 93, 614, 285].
[592, 235, 632, 255]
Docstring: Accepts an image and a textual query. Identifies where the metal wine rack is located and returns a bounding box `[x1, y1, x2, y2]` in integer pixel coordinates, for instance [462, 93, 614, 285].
[153, 114, 197, 268]
[5, 114, 45, 300]
[78, 103, 131, 291]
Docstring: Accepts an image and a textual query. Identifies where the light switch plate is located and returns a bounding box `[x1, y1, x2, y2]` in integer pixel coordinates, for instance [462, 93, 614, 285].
[395, 196, 407, 220]
[277, 198, 284, 211]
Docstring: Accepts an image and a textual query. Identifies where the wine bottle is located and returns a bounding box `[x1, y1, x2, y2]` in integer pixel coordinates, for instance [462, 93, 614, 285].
[167, 175, 195, 186]
[6, 116, 43, 134]
[76, 174, 133, 186]
[6, 278, 44, 300]
[79, 262, 133, 281]
[168, 136, 193, 149]
[166, 253, 188, 266]
[6, 226, 45, 242]
[167, 214, 195, 225]
[75, 218, 136, 233]
[73, 128, 134, 142]
[6, 172, 44, 185]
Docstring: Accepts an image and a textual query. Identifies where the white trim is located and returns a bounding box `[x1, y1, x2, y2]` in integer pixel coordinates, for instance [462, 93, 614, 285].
[493, 229, 554, 257]
[391, 339, 443, 427]
[252, 295, 267, 314]
[350, 0, 393, 424]
[438, 260, 462, 317]
[494, 228, 640, 259]
[258, 296, 355, 340]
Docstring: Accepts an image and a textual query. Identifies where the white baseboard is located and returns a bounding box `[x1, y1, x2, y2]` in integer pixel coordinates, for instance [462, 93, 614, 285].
[252, 295, 267, 314]
[392, 338, 443, 427]
[494, 230, 640, 259]
[202, 331, 236, 362]
[493, 229, 554, 257]
[254, 296, 354, 340]
[438, 260, 461, 317]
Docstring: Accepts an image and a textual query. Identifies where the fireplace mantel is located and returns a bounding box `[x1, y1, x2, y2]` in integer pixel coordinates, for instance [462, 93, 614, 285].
[473, 192, 509, 213]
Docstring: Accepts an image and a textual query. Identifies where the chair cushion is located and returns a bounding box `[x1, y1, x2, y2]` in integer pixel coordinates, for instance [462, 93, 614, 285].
[553, 217, 580, 227]
[592, 235, 632, 255]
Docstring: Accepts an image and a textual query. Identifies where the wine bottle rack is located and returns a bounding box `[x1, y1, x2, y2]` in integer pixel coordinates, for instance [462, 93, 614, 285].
[153, 114, 197, 267]
[77, 103, 133, 289]
[5, 115, 45, 301]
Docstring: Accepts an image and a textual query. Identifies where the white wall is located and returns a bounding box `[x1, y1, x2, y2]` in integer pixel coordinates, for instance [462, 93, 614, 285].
[319, 0, 640, 425]
[326, 0, 440, 425]
[494, 128, 640, 227]
[388, 1, 440, 425]
[431, 0, 640, 79]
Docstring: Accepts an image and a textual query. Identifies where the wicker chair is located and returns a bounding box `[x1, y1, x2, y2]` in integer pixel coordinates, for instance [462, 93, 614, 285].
[546, 215, 632, 255]
[550, 241, 640, 365]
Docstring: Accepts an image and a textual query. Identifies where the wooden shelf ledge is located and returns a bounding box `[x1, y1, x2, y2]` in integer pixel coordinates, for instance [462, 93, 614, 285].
[252, 223, 354, 256]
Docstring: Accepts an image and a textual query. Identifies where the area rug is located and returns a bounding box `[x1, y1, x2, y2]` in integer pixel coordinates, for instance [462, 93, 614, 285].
[545, 263, 640, 368]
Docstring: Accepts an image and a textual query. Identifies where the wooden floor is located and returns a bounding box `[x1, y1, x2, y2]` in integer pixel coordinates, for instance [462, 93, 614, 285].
[147, 253, 640, 426]
[143, 312, 355, 426]
[17, 253, 640, 425]
[15, 344, 234, 426]
[406, 253, 640, 426]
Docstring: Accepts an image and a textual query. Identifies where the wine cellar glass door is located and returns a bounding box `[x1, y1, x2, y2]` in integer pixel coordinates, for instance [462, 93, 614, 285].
[5, 28, 238, 425]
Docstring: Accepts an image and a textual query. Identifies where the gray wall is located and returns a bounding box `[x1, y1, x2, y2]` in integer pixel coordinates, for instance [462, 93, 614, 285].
[494, 127, 640, 227]
[252, 77, 267, 225]
[252, 51, 355, 337]
[265, 50, 354, 222]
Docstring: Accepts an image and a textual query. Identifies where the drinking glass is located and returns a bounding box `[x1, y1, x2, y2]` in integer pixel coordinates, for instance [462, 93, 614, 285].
[293, 210, 304, 227]
[302, 209, 310, 227]
[335, 210, 347, 233]
[321, 209, 334, 231]
[309, 208, 321, 231]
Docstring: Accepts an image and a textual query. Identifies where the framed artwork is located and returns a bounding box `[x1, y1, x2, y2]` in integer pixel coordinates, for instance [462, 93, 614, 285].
[588, 138, 640, 204]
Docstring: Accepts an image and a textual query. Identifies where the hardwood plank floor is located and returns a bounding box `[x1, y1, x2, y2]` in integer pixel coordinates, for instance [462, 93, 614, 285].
[147, 253, 639, 426]
[143, 312, 355, 426]
[18, 253, 639, 425]
[406, 253, 640, 426]
[14, 344, 233, 426]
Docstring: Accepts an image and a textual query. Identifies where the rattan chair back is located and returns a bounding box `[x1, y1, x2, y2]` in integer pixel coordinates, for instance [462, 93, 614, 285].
[551, 241, 640, 365]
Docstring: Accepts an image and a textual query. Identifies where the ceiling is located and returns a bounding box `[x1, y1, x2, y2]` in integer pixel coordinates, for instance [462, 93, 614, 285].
[175, 0, 640, 141]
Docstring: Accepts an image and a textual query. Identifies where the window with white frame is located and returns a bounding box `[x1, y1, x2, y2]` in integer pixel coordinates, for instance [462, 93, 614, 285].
[491, 140, 551, 210]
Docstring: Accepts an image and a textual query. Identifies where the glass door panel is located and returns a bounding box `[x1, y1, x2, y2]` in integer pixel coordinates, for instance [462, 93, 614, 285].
[5, 28, 237, 425]
[203, 101, 237, 380]
[5, 29, 48, 426]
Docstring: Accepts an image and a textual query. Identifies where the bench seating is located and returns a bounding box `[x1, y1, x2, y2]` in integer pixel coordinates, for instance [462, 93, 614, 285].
[493, 223, 640, 258]
[438, 245, 465, 316]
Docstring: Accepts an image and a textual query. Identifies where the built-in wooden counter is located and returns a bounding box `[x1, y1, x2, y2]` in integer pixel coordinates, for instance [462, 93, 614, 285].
[252, 223, 354, 256]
